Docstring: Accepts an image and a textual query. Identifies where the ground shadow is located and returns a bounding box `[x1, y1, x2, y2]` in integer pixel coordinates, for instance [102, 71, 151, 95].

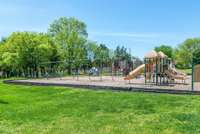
[128, 82, 175, 87]
[0, 99, 9, 104]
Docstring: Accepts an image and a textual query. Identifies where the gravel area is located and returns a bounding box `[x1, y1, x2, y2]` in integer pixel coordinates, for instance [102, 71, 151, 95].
[5, 76, 200, 93]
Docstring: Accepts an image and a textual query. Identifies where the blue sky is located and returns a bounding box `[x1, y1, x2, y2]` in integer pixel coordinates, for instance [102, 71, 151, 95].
[0, 0, 200, 58]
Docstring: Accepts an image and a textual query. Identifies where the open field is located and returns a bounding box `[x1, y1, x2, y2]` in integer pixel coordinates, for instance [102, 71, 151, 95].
[1, 81, 200, 134]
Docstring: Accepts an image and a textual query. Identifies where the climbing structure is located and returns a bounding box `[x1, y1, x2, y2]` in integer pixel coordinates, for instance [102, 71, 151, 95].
[144, 51, 171, 85]
[125, 50, 187, 85]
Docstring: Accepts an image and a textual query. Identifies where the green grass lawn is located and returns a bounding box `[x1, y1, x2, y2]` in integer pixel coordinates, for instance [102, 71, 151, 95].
[1, 82, 200, 134]
[178, 68, 192, 75]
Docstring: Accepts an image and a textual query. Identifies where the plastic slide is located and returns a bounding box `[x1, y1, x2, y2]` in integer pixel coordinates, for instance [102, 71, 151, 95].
[124, 64, 145, 80]
[165, 67, 187, 81]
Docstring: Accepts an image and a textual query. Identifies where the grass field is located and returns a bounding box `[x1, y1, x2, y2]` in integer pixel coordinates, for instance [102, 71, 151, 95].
[1, 81, 200, 134]
[179, 69, 192, 75]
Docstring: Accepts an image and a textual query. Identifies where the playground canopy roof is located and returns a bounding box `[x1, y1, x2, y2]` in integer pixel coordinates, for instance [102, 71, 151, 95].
[145, 50, 168, 59]
[145, 50, 158, 58]
[158, 51, 168, 58]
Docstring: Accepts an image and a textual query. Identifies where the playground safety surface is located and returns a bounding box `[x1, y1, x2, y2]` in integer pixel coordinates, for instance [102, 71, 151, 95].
[4, 76, 200, 94]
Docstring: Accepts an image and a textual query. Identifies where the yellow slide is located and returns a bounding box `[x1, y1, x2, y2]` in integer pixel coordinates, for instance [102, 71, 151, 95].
[124, 64, 145, 80]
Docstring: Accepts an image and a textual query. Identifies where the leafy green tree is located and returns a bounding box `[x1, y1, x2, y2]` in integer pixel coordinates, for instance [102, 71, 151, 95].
[0, 32, 60, 77]
[193, 48, 200, 65]
[48, 17, 88, 73]
[0, 37, 7, 45]
[86, 41, 112, 68]
[86, 41, 98, 68]
[175, 38, 200, 68]
[86, 41, 98, 60]
[114, 46, 131, 61]
[94, 44, 110, 66]
[155, 45, 174, 59]
[113, 46, 132, 69]
[0, 52, 19, 77]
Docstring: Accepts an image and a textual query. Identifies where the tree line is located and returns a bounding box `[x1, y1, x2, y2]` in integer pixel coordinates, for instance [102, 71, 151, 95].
[1, 17, 200, 78]
[0, 17, 134, 78]
[154, 39, 200, 69]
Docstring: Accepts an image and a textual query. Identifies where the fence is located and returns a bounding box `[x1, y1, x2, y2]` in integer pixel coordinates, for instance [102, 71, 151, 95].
[37, 59, 135, 82]
[192, 60, 200, 91]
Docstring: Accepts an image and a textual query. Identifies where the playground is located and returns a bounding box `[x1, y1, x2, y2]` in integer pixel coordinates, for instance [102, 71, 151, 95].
[7, 50, 200, 93]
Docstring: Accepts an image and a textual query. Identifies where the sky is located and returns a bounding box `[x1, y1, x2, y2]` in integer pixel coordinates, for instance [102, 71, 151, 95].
[0, 0, 200, 59]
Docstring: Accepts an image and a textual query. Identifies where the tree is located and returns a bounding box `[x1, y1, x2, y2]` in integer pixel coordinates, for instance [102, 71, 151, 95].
[175, 38, 200, 68]
[113, 46, 132, 69]
[114, 46, 131, 61]
[193, 48, 200, 65]
[155, 45, 174, 59]
[0, 37, 7, 45]
[86, 41, 112, 68]
[0, 52, 19, 77]
[86, 41, 98, 61]
[48, 17, 88, 74]
[132, 57, 143, 69]
[0, 32, 60, 77]
[48, 17, 87, 40]
[94, 44, 110, 66]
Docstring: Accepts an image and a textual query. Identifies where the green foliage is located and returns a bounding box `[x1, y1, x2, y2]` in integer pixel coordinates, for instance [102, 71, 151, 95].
[0, 37, 7, 45]
[48, 17, 88, 39]
[0, 32, 60, 77]
[94, 44, 111, 66]
[155, 45, 174, 59]
[1, 82, 200, 133]
[85, 41, 113, 68]
[86, 41, 98, 60]
[0, 17, 128, 77]
[193, 48, 200, 65]
[48, 17, 88, 72]
[175, 38, 200, 68]
[178, 69, 192, 75]
[114, 46, 131, 61]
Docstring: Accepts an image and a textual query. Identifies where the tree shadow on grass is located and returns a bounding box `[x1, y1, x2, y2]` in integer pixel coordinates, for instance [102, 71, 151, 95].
[0, 99, 9, 104]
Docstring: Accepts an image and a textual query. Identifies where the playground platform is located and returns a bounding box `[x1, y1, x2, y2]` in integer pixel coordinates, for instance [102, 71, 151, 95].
[4, 76, 200, 94]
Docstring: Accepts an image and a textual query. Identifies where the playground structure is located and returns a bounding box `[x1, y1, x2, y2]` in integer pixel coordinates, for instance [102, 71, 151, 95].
[124, 50, 187, 85]
[40, 50, 189, 86]
[12, 50, 199, 92]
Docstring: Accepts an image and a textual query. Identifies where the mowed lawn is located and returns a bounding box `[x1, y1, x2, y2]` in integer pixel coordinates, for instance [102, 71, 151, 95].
[1, 82, 200, 134]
